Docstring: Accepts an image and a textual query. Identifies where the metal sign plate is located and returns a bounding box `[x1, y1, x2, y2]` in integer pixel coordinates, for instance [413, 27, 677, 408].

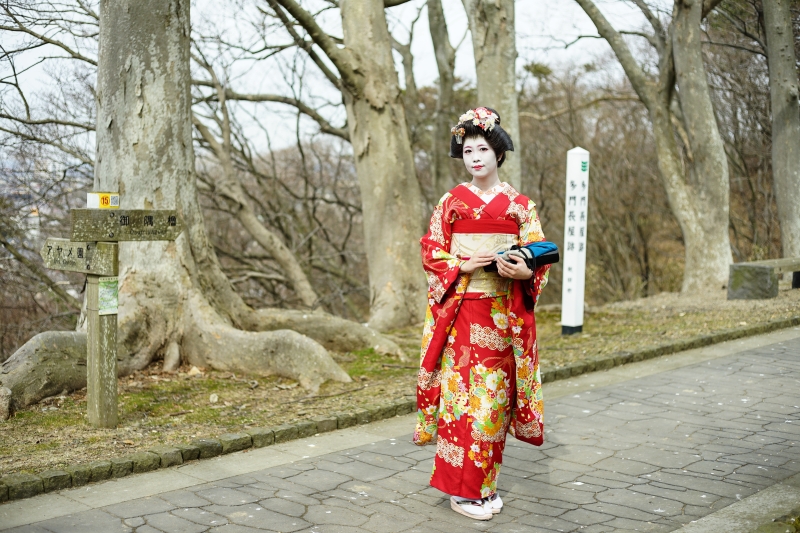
[71, 209, 182, 242]
[40, 238, 119, 276]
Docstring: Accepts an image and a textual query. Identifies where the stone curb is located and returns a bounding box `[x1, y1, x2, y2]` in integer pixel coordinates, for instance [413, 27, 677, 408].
[538, 315, 800, 384]
[0, 396, 416, 504]
[1, 315, 798, 505]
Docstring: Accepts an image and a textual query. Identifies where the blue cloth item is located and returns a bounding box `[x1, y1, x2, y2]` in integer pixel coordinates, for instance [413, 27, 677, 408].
[523, 241, 559, 262]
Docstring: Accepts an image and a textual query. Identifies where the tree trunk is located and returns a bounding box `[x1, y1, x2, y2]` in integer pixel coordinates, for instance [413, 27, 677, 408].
[572, 0, 732, 293]
[339, 0, 426, 331]
[762, 0, 800, 258]
[671, 0, 733, 291]
[90, 0, 348, 390]
[461, 0, 522, 190]
[428, 0, 458, 196]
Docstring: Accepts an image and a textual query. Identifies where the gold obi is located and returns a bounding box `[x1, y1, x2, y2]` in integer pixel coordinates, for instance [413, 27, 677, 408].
[450, 232, 518, 294]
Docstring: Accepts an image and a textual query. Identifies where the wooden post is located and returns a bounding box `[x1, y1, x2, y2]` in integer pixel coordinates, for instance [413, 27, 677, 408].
[86, 275, 118, 428]
[40, 201, 181, 428]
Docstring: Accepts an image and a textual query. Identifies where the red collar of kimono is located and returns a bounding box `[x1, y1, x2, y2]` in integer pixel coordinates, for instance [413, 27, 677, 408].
[450, 184, 511, 219]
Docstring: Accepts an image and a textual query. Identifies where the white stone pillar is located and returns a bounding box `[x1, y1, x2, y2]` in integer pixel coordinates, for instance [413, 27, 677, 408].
[561, 147, 590, 335]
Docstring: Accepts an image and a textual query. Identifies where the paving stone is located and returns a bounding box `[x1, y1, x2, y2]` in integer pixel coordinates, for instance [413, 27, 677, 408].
[159, 489, 212, 507]
[39, 469, 72, 492]
[205, 503, 310, 531]
[342, 453, 408, 474]
[110, 457, 133, 478]
[3, 473, 43, 500]
[207, 525, 267, 533]
[126, 451, 161, 474]
[313, 415, 338, 433]
[194, 438, 223, 458]
[196, 486, 261, 505]
[103, 496, 176, 518]
[304, 504, 369, 526]
[143, 511, 207, 533]
[123, 517, 145, 527]
[64, 464, 92, 486]
[35, 509, 131, 532]
[89, 460, 112, 482]
[245, 427, 274, 448]
[257, 495, 306, 516]
[296, 420, 317, 438]
[175, 443, 201, 461]
[220, 433, 252, 454]
[148, 445, 184, 467]
[134, 527, 161, 533]
[171, 507, 229, 526]
[559, 507, 615, 526]
[288, 469, 352, 491]
[394, 398, 415, 415]
[2, 525, 53, 533]
[336, 411, 357, 429]
[353, 407, 370, 425]
[273, 423, 299, 443]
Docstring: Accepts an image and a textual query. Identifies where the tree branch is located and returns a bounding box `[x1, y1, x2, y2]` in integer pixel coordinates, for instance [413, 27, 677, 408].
[519, 95, 641, 121]
[193, 80, 349, 140]
[258, 3, 342, 89]
[572, 0, 655, 108]
[0, 234, 82, 311]
[0, 113, 95, 131]
[702, 0, 725, 19]
[269, 0, 361, 96]
[385, 0, 413, 6]
[630, 0, 666, 44]
[0, 9, 97, 66]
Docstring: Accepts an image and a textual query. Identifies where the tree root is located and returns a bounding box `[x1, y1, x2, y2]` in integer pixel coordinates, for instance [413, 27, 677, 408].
[182, 294, 352, 393]
[0, 331, 87, 420]
[253, 308, 408, 361]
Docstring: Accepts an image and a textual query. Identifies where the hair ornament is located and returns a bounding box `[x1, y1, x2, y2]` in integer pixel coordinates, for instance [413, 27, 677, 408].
[451, 107, 499, 143]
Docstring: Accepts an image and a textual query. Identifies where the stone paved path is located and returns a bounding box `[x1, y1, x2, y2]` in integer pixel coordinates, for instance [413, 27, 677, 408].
[3, 331, 800, 533]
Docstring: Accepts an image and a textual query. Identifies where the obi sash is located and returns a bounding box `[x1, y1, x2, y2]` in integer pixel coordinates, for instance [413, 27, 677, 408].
[450, 217, 520, 295]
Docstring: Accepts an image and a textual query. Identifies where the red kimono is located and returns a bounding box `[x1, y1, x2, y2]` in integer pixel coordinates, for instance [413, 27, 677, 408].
[414, 182, 550, 499]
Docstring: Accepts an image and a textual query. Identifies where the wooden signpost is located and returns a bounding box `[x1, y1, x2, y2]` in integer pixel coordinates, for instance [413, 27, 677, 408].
[40, 198, 182, 428]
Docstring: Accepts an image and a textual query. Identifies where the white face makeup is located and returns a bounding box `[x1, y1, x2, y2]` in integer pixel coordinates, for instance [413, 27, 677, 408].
[462, 136, 501, 188]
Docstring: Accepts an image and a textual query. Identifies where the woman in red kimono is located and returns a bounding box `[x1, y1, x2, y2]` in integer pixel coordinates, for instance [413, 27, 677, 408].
[414, 107, 550, 520]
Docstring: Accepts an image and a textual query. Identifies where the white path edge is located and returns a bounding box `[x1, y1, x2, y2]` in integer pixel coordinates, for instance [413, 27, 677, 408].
[2, 326, 799, 531]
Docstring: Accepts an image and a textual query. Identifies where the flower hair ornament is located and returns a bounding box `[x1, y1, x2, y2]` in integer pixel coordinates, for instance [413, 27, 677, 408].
[450, 107, 499, 144]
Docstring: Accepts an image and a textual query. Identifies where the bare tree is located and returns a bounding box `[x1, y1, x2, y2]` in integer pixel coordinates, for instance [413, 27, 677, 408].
[191, 58, 319, 308]
[428, 0, 458, 195]
[461, 0, 522, 189]
[269, 0, 426, 331]
[572, 0, 734, 293]
[761, 0, 800, 258]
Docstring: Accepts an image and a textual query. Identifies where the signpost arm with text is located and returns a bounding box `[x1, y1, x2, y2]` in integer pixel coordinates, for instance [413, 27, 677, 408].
[561, 147, 590, 335]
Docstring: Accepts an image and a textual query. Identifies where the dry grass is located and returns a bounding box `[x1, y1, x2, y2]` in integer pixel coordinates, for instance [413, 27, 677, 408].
[1, 287, 798, 477]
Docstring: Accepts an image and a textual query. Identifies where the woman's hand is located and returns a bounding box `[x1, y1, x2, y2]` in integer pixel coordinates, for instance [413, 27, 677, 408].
[459, 251, 496, 274]
[496, 254, 533, 280]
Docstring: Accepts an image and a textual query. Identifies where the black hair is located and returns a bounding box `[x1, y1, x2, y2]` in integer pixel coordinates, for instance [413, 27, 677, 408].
[449, 107, 515, 167]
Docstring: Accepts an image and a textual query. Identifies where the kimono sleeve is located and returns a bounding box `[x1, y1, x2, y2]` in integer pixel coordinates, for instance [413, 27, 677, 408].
[519, 199, 550, 303]
[420, 193, 463, 304]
